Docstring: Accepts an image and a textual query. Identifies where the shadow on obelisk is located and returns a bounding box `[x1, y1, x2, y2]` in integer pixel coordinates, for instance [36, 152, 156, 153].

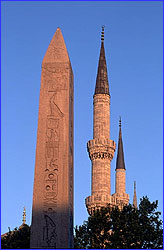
[30, 205, 73, 249]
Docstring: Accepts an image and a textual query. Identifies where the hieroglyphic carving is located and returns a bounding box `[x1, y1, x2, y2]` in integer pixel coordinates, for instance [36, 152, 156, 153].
[43, 199, 58, 213]
[42, 63, 69, 92]
[44, 172, 58, 198]
[45, 94, 63, 173]
[43, 93, 64, 247]
[43, 63, 69, 74]
[43, 215, 57, 248]
[49, 95, 64, 117]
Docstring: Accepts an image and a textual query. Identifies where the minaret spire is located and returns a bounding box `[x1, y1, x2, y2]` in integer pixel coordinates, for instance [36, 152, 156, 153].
[22, 207, 26, 224]
[116, 117, 125, 170]
[94, 26, 109, 95]
[133, 181, 137, 208]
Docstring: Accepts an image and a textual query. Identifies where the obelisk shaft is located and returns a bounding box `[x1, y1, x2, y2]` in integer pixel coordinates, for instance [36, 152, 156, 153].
[30, 28, 74, 249]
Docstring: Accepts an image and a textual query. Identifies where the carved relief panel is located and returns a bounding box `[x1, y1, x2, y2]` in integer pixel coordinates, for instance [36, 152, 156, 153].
[42, 63, 69, 92]
[42, 88, 64, 248]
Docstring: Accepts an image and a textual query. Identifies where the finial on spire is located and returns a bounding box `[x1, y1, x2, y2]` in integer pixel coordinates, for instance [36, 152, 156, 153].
[119, 116, 122, 128]
[22, 207, 26, 224]
[101, 25, 105, 42]
[134, 180, 136, 191]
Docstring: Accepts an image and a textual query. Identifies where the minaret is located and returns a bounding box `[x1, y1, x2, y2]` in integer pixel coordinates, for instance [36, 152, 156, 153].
[85, 27, 116, 215]
[18, 207, 27, 230]
[22, 207, 26, 224]
[133, 181, 137, 208]
[112, 118, 129, 208]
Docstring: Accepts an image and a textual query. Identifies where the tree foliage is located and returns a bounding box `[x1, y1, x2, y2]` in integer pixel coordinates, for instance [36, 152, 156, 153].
[74, 196, 163, 249]
[1, 224, 30, 249]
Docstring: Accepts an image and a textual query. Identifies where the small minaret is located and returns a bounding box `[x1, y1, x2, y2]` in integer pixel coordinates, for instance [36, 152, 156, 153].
[85, 27, 116, 215]
[112, 118, 129, 208]
[133, 181, 137, 208]
[22, 207, 26, 224]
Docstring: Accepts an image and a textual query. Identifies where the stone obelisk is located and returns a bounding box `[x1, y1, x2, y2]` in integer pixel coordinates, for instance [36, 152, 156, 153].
[30, 28, 74, 249]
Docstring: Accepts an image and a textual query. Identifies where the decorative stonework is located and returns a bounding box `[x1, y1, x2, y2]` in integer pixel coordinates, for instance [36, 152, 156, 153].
[41, 92, 64, 248]
[42, 63, 69, 92]
[87, 138, 116, 160]
[42, 215, 57, 248]
[85, 192, 129, 215]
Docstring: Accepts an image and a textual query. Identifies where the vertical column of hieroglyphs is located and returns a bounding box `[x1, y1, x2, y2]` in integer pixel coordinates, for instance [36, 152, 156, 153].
[30, 28, 73, 249]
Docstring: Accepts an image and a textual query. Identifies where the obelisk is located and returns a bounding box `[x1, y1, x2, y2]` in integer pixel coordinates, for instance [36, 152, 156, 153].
[30, 28, 74, 249]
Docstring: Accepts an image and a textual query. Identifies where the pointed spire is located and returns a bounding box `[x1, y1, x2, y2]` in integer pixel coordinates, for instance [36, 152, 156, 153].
[94, 26, 109, 95]
[42, 27, 70, 64]
[22, 207, 26, 224]
[133, 181, 137, 208]
[116, 117, 126, 170]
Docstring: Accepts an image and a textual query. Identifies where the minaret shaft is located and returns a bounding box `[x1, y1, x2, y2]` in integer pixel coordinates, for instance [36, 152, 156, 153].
[92, 159, 111, 195]
[93, 94, 110, 139]
[115, 169, 126, 194]
[92, 94, 111, 196]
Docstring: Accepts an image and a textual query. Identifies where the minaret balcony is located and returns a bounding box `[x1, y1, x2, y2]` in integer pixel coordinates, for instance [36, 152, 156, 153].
[87, 138, 116, 160]
[112, 192, 129, 200]
[85, 194, 114, 215]
[112, 193, 129, 208]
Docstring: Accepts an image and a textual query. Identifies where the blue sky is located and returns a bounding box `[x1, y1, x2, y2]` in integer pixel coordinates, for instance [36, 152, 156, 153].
[1, 1, 163, 234]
